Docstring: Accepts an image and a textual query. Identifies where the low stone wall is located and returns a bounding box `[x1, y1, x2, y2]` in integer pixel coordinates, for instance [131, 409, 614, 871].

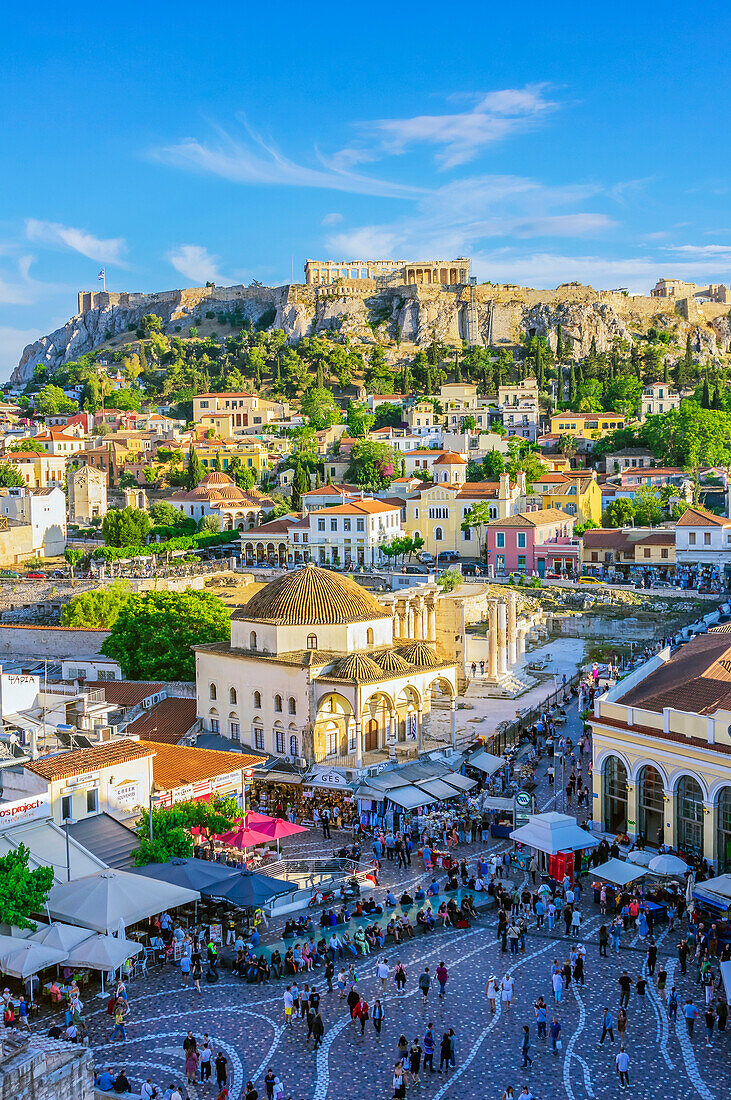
[0, 625, 109, 659]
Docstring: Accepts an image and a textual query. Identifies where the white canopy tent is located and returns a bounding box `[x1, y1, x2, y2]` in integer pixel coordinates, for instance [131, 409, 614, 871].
[510, 812, 600, 856]
[590, 858, 646, 887]
[720, 960, 731, 1005]
[467, 749, 505, 777]
[0, 939, 68, 978]
[648, 854, 688, 877]
[387, 787, 436, 811]
[30, 922, 95, 952]
[45, 869, 200, 934]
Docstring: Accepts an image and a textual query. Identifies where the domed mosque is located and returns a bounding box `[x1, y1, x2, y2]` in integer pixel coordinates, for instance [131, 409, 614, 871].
[194, 564, 457, 769]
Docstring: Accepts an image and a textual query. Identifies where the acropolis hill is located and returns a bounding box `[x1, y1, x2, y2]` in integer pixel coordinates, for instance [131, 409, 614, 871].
[12, 261, 731, 383]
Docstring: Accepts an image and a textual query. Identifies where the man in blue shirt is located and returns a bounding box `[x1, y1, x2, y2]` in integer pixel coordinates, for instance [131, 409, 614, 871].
[95, 1068, 115, 1091]
[426, 879, 440, 897]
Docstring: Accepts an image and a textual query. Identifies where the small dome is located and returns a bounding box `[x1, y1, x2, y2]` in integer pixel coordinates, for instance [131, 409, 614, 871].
[371, 649, 411, 674]
[328, 653, 384, 681]
[397, 641, 441, 668]
[201, 471, 235, 486]
[212, 484, 247, 500]
[235, 564, 390, 626]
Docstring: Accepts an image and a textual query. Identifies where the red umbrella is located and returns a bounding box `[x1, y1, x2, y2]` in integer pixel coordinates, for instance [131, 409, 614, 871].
[248, 816, 308, 856]
[216, 824, 272, 849]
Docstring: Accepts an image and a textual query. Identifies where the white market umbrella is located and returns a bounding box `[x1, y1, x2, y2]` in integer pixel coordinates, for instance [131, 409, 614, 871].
[648, 854, 688, 877]
[626, 850, 653, 867]
[686, 872, 696, 909]
[0, 939, 68, 979]
[45, 870, 199, 934]
[30, 923, 94, 952]
[64, 933, 143, 996]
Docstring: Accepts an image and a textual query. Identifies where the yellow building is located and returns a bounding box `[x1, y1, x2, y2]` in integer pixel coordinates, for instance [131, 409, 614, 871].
[6, 451, 68, 488]
[550, 413, 626, 439]
[525, 472, 602, 525]
[406, 473, 524, 557]
[193, 439, 270, 477]
[591, 629, 731, 868]
[31, 429, 86, 457]
[192, 392, 289, 431]
[194, 564, 457, 769]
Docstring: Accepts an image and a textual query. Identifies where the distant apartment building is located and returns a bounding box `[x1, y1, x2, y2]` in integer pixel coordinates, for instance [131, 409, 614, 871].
[549, 413, 626, 440]
[485, 509, 578, 577]
[641, 382, 682, 419]
[192, 392, 290, 433]
[68, 465, 108, 525]
[0, 486, 67, 558]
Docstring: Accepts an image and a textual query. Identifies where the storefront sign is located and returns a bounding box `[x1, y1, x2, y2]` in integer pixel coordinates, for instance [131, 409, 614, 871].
[0, 792, 50, 830]
[172, 784, 193, 803]
[305, 767, 350, 790]
[64, 771, 100, 789]
[515, 791, 531, 808]
[213, 771, 240, 790]
[112, 780, 140, 808]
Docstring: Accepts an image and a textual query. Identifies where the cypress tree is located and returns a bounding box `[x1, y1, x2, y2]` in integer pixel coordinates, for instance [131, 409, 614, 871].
[316, 361, 324, 389]
[576, 361, 584, 385]
[290, 460, 310, 512]
[701, 377, 711, 408]
[454, 350, 462, 383]
[712, 385, 722, 410]
[568, 363, 577, 408]
[684, 332, 693, 371]
[663, 359, 669, 383]
[213, 451, 222, 472]
[556, 323, 564, 362]
[186, 445, 204, 490]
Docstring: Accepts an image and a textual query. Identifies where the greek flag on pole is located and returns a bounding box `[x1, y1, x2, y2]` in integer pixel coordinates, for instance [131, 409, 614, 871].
[98, 269, 105, 280]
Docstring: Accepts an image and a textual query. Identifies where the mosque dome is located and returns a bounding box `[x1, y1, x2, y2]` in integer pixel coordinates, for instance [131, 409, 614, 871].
[235, 563, 390, 626]
[327, 653, 384, 681]
[371, 649, 412, 674]
[397, 641, 442, 668]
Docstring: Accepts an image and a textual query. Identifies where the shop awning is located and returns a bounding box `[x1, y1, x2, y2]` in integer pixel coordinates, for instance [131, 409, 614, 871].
[590, 858, 645, 886]
[46, 870, 200, 934]
[467, 749, 505, 776]
[440, 771, 477, 792]
[365, 773, 411, 792]
[387, 787, 437, 810]
[721, 960, 731, 1005]
[416, 778, 464, 800]
[509, 812, 600, 855]
[354, 785, 385, 801]
[0, 819, 106, 884]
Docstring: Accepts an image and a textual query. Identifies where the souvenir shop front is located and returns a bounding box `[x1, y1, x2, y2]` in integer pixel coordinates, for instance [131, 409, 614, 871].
[251, 763, 356, 826]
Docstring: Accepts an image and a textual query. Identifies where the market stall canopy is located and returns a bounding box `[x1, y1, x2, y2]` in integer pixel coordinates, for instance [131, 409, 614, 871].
[365, 772, 411, 792]
[63, 933, 143, 973]
[416, 778, 464, 801]
[252, 818, 309, 841]
[648, 854, 688, 877]
[439, 771, 477, 792]
[721, 960, 731, 1005]
[467, 749, 505, 776]
[131, 857, 241, 894]
[626, 850, 654, 867]
[590, 858, 646, 886]
[353, 784, 385, 801]
[387, 786, 437, 811]
[30, 922, 94, 952]
[509, 812, 600, 855]
[0, 939, 68, 978]
[215, 824, 273, 849]
[46, 870, 200, 934]
[692, 873, 731, 911]
[200, 869, 296, 908]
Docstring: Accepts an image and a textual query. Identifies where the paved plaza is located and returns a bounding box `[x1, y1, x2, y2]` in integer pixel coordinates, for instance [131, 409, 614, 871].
[75, 701, 728, 1100]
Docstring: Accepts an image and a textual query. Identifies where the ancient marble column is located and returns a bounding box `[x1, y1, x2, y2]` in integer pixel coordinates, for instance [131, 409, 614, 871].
[426, 599, 437, 643]
[488, 600, 499, 680]
[417, 707, 424, 752]
[413, 598, 423, 640]
[497, 601, 508, 678]
[507, 592, 518, 668]
[517, 627, 526, 659]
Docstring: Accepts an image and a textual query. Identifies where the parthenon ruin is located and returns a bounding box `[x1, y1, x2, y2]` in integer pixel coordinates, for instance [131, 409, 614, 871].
[304, 257, 471, 287]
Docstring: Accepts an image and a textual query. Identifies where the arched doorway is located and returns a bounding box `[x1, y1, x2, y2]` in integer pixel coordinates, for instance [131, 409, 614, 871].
[717, 787, 731, 872]
[603, 756, 628, 833]
[638, 765, 665, 847]
[365, 719, 379, 752]
[676, 776, 704, 857]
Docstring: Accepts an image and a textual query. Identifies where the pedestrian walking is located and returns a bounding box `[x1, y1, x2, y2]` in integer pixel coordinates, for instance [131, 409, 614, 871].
[501, 973, 515, 1011]
[705, 1006, 715, 1047]
[436, 961, 448, 998]
[618, 971, 631, 1009]
[684, 999, 698, 1037]
[520, 1025, 533, 1068]
[599, 1007, 614, 1044]
[439, 1032, 452, 1072]
[485, 975, 498, 1013]
[408, 1040, 422, 1084]
[615, 1047, 630, 1089]
[419, 967, 431, 1005]
[549, 1016, 562, 1055]
[617, 1007, 628, 1042]
[372, 999, 384, 1035]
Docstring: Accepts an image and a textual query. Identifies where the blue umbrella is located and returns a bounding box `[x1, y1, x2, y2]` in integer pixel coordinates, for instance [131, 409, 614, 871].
[200, 869, 294, 909]
[132, 857, 240, 893]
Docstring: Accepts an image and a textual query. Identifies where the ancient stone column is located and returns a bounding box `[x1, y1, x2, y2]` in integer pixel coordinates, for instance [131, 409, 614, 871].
[488, 600, 499, 680]
[398, 602, 408, 639]
[507, 592, 518, 668]
[426, 598, 437, 643]
[517, 627, 526, 659]
[417, 707, 424, 751]
[355, 720, 362, 768]
[413, 598, 423, 641]
[497, 601, 508, 678]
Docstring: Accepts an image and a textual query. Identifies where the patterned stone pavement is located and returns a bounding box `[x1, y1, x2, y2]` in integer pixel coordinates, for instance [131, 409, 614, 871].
[75, 701, 729, 1100]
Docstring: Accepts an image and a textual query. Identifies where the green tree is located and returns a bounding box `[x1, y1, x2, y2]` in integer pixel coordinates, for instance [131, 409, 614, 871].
[0, 845, 54, 931]
[632, 485, 665, 526]
[198, 514, 222, 534]
[300, 386, 343, 431]
[101, 590, 230, 680]
[60, 582, 131, 628]
[438, 568, 462, 593]
[149, 500, 186, 526]
[604, 374, 642, 419]
[556, 323, 564, 362]
[213, 451, 223, 472]
[133, 796, 240, 865]
[364, 347, 394, 392]
[140, 313, 163, 335]
[0, 462, 25, 487]
[346, 439, 397, 489]
[290, 460, 311, 511]
[558, 433, 578, 459]
[346, 401, 375, 437]
[34, 384, 79, 416]
[63, 546, 83, 580]
[186, 445, 204, 489]
[482, 450, 505, 479]
[373, 402, 404, 430]
[602, 498, 635, 527]
[701, 377, 711, 409]
[461, 501, 493, 560]
[102, 506, 152, 547]
[568, 363, 577, 408]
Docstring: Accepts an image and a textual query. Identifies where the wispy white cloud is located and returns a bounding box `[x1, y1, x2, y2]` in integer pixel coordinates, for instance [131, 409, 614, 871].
[321, 212, 344, 226]
[332, 84, 557, 170]
[668, 243, 731, 256]
[153, 124, 425, 200]
[25, 219, 126, 264]
[0, 255, 42, 306]
[167, 244, 235, 286]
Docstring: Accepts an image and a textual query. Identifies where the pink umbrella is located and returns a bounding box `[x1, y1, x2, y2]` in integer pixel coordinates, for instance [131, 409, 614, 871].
[248, 816, 308, 856]
[216, 824, 272, 850]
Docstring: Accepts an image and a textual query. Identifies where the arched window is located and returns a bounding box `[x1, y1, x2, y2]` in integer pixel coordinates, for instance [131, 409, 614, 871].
[603, 756, 628, 833]
[274, 694, 282, 713]
[677, 775, 703, 856]
[290, 734, 299, 757]
[274, 724, 285, 754]
[249, 630, 257, 650]
[307, 633, 318, 650]
[367, 628, 374, 645]
[209, 683, 217, 700]
[253, 690, 261, 709]
[229, 687, 237, 705]
[434, 526, 443, 541]
[717, 786, 731, 872]
[638, 765, 664, 846]
[288, 697, 296, 715]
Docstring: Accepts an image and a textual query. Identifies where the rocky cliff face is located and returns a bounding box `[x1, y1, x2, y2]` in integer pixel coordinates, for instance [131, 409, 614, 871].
[15, 280, 731, 384]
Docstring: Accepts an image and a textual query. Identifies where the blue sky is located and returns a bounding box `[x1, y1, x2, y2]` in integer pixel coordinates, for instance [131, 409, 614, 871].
[1, 2, 730, 373]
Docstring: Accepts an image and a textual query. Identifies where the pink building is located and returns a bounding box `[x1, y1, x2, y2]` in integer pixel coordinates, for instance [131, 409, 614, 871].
[485, 508, 578, 577]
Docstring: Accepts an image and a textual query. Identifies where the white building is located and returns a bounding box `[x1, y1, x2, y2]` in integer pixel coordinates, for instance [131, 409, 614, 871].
[308, 499, 403, 567]
[675, 505, 731, 580]
[0, 486, 67, 557]
[641, 383, 681, 420]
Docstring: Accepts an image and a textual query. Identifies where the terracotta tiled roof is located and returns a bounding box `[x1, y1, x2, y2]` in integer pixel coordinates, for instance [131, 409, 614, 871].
[486, 509, 574, 528]
[26, 739, 155, 781]
[233, 563, 390, 625]
[327, 653, 384, 682]
[140, 741, 263, 790]
[83, 681, 165, 708]
[433, 452, 467, 465]
[582, 530, 633, 551]
[308, 500, 398, 516]
[618, 633, 731, 714]
[676, 506, 731, 527]
[126, 698, 199, 745]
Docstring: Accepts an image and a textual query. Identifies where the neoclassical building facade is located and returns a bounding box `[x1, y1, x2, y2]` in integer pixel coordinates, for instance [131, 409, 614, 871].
[590, 629, 731, 870]
[194, 565, 457, 770]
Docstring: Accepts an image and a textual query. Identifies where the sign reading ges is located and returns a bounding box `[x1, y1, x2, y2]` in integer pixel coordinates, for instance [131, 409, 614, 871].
[0, 793, 50, 830]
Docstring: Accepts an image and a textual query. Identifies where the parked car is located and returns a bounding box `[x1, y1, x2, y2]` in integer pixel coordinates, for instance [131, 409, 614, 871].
[439, 551, 461, 563]
[0, 570, 20, 579]
[25, 571, 47, 579]
[577, 576, 606, 585]
[403, 564, 428, 575]
[417, 552, 435, 564]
